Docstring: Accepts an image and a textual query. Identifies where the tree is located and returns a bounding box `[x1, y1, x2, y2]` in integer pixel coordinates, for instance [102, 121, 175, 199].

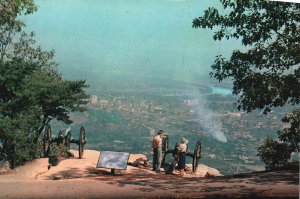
[0, 0, 89, 168]
[193, 0, 299, 168]
[277, 109, 300, 152]
[257, 136, 291, 170]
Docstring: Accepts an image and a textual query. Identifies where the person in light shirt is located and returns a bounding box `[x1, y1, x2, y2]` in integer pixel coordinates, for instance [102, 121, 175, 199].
[151, 130, 163, 171]
[177, 137, 188, 177]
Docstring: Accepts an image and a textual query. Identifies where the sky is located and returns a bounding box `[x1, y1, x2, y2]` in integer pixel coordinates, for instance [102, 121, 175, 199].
[23, 0, 240, 90]
[23, 0, 242, 142]
[20, 0, 298, 146]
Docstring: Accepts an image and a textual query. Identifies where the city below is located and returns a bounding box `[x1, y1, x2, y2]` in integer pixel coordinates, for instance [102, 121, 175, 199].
[59, 83, 295, 175]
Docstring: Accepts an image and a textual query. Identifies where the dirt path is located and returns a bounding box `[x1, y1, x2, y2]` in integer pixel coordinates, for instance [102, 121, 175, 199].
[0, 150, 298, 198]
[1, 170, 298, 199]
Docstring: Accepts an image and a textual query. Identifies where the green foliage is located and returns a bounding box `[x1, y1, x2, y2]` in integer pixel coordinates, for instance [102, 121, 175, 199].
[257, 137, 291, 170]
[0, 0, 89, 168]
[0, 0, 37, 59]
[0, 115, 43, 168]
[193, 0, 300, 114]
[193, 0, 300, 169]
[277, 109, 300, 152]
[47, 144, 73, 166]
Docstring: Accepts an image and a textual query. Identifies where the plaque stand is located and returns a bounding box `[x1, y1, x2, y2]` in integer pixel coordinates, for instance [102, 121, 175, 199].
[111, 168, 115, 175]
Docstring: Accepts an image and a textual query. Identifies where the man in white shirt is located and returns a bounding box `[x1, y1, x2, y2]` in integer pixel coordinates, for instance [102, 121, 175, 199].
[178, 137, 188, 177]
[151, 130, 163, 171]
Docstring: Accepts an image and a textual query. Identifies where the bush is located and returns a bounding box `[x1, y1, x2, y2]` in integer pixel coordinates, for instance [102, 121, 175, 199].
[257, 137, 291, 170]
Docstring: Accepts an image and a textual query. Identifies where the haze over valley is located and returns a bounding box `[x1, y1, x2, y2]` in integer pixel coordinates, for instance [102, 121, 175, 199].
[23, 0, 295, 175]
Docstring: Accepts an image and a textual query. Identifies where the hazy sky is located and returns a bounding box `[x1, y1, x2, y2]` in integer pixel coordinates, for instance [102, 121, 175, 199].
[23, 0, 238, 142]
[24, 0, 240, 89]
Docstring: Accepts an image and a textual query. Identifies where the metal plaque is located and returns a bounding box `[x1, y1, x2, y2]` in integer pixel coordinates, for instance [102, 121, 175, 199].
[96, 151, 130, 170]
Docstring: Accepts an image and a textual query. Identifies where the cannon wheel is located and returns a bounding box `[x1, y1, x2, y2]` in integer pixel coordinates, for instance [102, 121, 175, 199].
[43, 125, 52, 157]
[65, 131, 71, 149]
[161, 135, 169, 166]
[192, 140, 201, 172]
[78, 127, 86, 159]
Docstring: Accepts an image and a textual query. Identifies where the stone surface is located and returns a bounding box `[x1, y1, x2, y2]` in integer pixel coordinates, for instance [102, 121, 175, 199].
[186, 164, 223, 177]
[53, 175, 63, 180]
[128, 154, 148, 167]
[0, 161, 10, 173]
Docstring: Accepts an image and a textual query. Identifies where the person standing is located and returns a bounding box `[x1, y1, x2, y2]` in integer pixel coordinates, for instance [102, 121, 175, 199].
[152, 130, 163, 172]
[178, 137, 188, 177]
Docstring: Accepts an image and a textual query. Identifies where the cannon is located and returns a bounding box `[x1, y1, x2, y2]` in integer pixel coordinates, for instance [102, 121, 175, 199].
[43, 124, 86, 159]
[161, 135, 201, 172]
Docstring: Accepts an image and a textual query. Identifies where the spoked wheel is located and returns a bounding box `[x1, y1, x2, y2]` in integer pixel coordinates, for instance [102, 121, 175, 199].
[65, 131, 71, 149]
[192, 140, 201, 172]
[161, 135, 169, 166]
[78, 126, 86, 159]
[43, 125, 52, 157]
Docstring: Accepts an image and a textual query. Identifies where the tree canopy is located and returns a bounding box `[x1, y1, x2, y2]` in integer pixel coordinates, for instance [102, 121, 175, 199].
[193, 0, 299, 114]
[193, 0, 299, 168]
[0, 0, 89, 168]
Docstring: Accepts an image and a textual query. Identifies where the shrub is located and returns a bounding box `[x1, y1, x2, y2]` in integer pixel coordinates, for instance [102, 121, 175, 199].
[257, 137, 291, 170]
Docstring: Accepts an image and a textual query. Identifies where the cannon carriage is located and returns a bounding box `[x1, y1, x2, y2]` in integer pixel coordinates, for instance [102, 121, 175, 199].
[43, 124, 86, 159]
[161, 135, 202, 172]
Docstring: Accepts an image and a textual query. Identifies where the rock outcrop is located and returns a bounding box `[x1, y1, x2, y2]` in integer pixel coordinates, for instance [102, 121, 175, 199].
[0, 161, 10, 173]
[188, 164, 223, 177]
[0, 150, 222, 181]
[128, 154, 148, 167]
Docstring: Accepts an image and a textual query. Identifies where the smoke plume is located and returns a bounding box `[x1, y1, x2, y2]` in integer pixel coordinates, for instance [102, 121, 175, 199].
[189, 90, 227, 143]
